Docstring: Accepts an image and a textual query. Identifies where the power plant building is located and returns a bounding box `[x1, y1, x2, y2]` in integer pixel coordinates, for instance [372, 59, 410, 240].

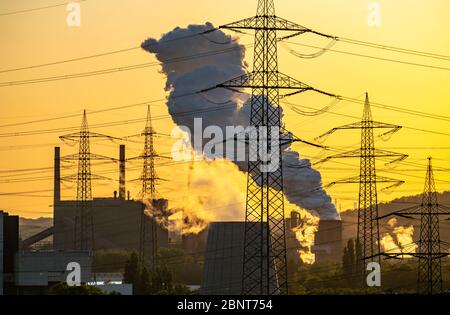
[52, 146, 169, 252]
[312, 220, 343, 262]
[14, 251, 92, 295]
[0, 211, 19, 295]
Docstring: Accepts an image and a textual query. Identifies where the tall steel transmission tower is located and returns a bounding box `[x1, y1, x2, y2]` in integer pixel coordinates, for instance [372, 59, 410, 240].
[379, 158, 450, 294]
[316, 93, 407, 282]
[75, 111, 93, 250]
[138, 106, 161, 272]
[418, 158, 444, 294]
[60, 110, 116, 250]
[206, 0, 337, 295]
[142, 106, 157, 199]
[76, 111, 92, 203]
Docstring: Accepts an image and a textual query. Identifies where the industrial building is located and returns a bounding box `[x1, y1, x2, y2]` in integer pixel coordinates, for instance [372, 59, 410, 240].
[287, 211, 344, 263]
[14, 250, 92, 295]
[312, 220, 344, 262]
[0, 211, 19, 295]
[53, 197, 168, 252]
[23, 146, 169, 253]
[1, 210, 94, 295]
[181, 228, 208, 256]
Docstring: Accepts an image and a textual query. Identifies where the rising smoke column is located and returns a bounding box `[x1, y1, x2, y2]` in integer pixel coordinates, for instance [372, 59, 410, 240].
[141, 23, 339, 220]
[380, 218, 417, 258]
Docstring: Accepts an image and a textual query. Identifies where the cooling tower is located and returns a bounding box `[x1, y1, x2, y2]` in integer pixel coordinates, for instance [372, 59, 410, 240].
[201, 221, 279, 295]
[200, 222, 245, 295]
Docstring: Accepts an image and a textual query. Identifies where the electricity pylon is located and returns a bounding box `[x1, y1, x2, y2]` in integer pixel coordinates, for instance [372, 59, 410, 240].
[378, 158, 450, 294]
[315, 93, 407, 282]
[60, 110, 116, 250]
[137, 106, 165, 273]
[205, 0, 338, 295]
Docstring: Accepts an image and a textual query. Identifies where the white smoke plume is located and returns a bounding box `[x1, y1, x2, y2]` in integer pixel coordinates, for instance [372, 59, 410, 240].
[170, 159, 247, 235]
[290, 209, 319, 264]
[380, 218, 417, 258]
[141, 23, 339, 220]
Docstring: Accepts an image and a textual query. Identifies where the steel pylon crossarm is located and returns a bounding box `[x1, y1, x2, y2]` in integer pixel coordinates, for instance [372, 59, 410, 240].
[209, 71, 338, 99]
[220, 15, 334, 38]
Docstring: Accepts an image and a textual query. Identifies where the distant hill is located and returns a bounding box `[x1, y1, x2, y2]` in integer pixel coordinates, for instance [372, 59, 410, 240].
[340, 191, 450, 244]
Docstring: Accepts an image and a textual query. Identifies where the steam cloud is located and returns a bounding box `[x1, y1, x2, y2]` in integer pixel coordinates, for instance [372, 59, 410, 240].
[141, 23, 339, 220]
[380, 218, 417, 257]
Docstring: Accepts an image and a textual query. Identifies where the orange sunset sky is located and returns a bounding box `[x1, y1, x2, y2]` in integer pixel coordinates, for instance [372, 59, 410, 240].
[0, 0, 449, 219]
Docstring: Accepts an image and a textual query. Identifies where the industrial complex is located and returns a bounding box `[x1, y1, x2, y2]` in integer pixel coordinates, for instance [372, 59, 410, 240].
[1, 0, 449, 297]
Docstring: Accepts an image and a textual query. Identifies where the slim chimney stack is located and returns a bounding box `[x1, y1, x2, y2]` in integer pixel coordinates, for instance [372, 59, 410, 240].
[119, 145, 126, 199]
[54, 147, 61, 205]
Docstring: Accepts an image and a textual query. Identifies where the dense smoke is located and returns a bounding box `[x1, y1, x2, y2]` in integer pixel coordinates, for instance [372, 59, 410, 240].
[380, 218, 417, 258]
[141, 23, 339, 220]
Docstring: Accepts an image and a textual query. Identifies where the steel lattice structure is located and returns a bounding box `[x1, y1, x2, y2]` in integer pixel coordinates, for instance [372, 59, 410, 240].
[139, 106, 159, 273]
[418, 158, 443, 294]
[316, 93, 407, 282]
[378, 158, 450, 294]
[75, 111, 93, 250]
[60, 110, 117, 250]
[206, 0, 336, 295]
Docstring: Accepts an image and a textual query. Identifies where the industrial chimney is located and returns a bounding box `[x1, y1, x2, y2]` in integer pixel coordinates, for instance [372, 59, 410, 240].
[119, 145, 126, 199]
[54, 147, 61, 205]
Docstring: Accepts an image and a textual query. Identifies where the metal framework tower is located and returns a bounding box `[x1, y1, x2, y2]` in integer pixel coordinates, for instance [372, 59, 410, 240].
[142, 106, 157, 198]
[418, 158, 443, 294]
[379, 158, 450, 294]
[75, 111, 93, 250]
[139, 106, 159, 272]
[76, 111, 93, 202]
[60, 110, 116, 250]
[315, 93, 407, 282]
[206, 0, 337, 295]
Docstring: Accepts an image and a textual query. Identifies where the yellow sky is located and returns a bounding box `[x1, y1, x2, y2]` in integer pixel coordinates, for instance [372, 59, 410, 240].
[0, 0, 449, 218]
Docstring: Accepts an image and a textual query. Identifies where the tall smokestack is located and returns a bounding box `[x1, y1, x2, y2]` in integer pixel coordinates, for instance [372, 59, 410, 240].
[119, 145, 126, 199]
[54, 147, 61, 205]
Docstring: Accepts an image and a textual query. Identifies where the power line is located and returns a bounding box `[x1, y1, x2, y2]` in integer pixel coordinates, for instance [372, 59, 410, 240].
[0, 44, 249, 87]
[2, 91, 449, 138]
[0, 0, 87, 17]
[0, 29, 221, 74]
[282, 41, 450, 71]
[341, 96, 450, 123]
[285, 100, 450, 138]
[0, 101, 235, 138]
[337, 37, 450, 61]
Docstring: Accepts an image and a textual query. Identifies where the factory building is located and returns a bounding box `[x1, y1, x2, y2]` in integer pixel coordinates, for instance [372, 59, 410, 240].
[52, 146, 169, 252]
[53, 197, 168, 252]
[285, 214, 302, 268]
[288, 212, 344, 263]
[1, 210, 94, 295]
[14, 251, 92, 295]
[0, 211, 19, 295]
[181, 228, 208, 255]
[312, 220, 343, 262]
